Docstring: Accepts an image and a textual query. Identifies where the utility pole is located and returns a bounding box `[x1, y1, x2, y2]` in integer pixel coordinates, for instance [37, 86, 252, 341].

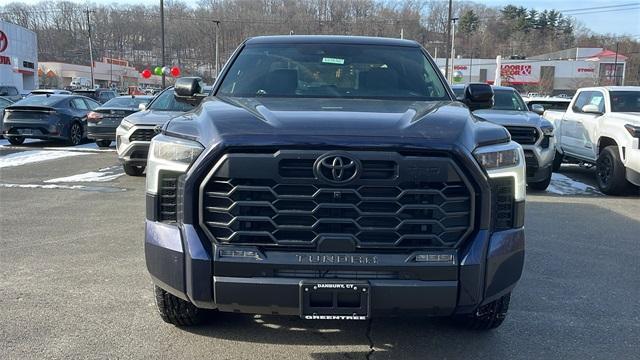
[215, 20, 220, 77]
[160, 0, 166, 88]
[109, 50, 113, 88]
[444, 0, 452, 80]
[449, 17, 458, 83]
[84, 8, 95, 89]
[614, 42, 619, 86]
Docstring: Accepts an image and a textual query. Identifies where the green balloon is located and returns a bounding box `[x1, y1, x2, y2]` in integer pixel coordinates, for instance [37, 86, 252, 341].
[154, 67, 163, 75]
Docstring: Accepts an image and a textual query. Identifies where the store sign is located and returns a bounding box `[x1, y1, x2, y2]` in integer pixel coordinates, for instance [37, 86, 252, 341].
[577, 68, 595, 73]
[0, 30, 8, 52]
[500, 64, 536, 84]
[454, 65, 468, 70]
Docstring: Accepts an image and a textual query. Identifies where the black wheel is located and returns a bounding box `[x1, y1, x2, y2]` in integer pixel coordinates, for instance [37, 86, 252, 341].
[552, 151, 563, 172]
[7, 136, 25, 145]
[154, 285, 206, 326]
[67, 122, 83, 146]
[528, 171, 552, 191]
[596, 146, 635, 195]
[453, 293, 511, 330]
[96, 139, 111, 148]
[123, 163, 145, 176]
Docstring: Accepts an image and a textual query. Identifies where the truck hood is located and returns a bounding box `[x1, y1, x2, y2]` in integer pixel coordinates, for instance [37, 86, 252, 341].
[472, 109, 543, 127]
[165, 97, 510, 152]
[123, 109, 184, 126]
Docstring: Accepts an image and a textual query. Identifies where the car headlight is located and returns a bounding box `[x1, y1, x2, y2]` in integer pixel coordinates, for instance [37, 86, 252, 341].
[146, 134, 204, 194]
[474, 141, 526, 201]
[120, 119, 133, 131]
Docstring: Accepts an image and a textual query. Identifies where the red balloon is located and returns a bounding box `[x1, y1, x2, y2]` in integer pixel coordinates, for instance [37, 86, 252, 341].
[141, 69, 152, 79]
[170, 66, 180, 77]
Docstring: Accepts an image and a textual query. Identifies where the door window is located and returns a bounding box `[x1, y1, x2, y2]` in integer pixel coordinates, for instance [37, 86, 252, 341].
[572, 91, 598, 113]
[71, 98, 89, 110]
[84, 99, 100, 110]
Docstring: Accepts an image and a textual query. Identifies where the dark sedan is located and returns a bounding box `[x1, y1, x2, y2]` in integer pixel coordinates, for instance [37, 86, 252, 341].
[87, 95, 153, 148]
[2, 95, 100, 146]
[0, 96, 15, 139]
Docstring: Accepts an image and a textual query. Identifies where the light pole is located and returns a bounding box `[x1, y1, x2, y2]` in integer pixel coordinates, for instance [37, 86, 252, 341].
[84, 8, 95, 89]
[215, 20, 220, 77]
[444, 0, 452, 80]
[160, 0, 166, 88]
[449, 17, 458, 83]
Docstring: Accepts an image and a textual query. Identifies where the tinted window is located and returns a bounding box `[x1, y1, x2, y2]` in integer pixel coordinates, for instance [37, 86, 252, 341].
[527, 101, 570, 111]
[492, 90, 527, 111]
[147, 89, 195, 112]
[12, 96, 62, 107]
[609, 91, 640, 112]
[452, 87, 464, 98]
[71, 98, 89, 110]
[219, 44, 448, 100]
[102, 97, 150, 108]
[84, 99, 101, 110]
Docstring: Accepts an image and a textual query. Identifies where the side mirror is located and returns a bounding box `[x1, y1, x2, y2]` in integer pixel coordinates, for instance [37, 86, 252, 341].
[174, 76, 207, 105]
[462, 83, 494, 111]
[581, 104, 602, 115]
[138, 103, 147, 111]
[531, 104, 545, 115]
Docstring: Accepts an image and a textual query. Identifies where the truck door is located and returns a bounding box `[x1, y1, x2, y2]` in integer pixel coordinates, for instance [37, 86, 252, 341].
[561, 90, 604, 160]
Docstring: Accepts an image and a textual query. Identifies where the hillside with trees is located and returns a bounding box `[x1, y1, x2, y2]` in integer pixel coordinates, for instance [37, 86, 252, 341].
[1, 0, 638, 84]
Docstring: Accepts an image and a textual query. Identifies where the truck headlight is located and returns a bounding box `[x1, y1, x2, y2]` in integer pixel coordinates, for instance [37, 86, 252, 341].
[540, 124, 554, 136]
[625, 124, 640, 138]
[474, 141, 526, 201]
[146, 134, 204, 194]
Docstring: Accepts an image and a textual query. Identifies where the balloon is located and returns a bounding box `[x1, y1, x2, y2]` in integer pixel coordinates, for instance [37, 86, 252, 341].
[154, 66, 163, 76]
[170, 66, 180, 77]
[141, 69, 152, 79]
[162, 66, 170, 76]
[453, 70, 464, 83]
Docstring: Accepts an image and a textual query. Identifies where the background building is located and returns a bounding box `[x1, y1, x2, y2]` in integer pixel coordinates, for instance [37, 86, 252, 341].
[0, 20, 38, 92]
[39, 59, 163, 89]
[436, 47, 627, 96]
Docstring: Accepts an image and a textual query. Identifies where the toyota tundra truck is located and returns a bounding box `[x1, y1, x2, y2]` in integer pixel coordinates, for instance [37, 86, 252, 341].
[544, 86, 640, 195]
[145, 36, 526, 330]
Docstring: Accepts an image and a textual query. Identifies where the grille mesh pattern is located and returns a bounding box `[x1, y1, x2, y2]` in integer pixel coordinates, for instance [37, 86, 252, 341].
[200, 152, 474, 249]
[159, 173, 178, 222]
[505, 126, 539, 145]
[129, 128, 156, 142]
[491, 178, 514, 230]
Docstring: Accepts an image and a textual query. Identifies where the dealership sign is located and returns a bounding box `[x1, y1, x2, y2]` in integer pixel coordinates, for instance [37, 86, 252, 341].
[0, 30, 10, 65]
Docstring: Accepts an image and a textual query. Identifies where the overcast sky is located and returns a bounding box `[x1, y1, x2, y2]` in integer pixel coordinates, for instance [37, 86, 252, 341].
[8, 0, 640, 36]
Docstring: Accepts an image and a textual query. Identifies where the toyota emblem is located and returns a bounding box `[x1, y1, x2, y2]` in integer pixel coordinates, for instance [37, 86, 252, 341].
[314, 152, 361, 184]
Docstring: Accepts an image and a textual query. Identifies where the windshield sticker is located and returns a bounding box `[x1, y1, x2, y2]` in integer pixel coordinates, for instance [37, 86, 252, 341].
[322, 57, 345, 65]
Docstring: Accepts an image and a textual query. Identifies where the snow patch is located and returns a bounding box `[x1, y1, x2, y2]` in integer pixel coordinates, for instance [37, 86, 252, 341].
[546, 173, 602, 196]
[45, 170, 124, 183]
[0, 150, 89, 168]
[0, 183, 125, 192]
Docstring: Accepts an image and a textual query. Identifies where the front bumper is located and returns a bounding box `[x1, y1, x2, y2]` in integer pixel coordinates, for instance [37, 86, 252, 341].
[521, 136, 555, 182]
[145, 220, 525, 317]
[623, 146, 640, 186]
[116, 124, 154, 166]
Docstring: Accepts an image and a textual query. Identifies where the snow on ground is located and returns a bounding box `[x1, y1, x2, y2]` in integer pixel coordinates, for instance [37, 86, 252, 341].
[0, 139, 116, 152]
[0, 150, 90, 168]
[0, 183, 125, 192]
[546, 173, 602, 196]
[45, 166, 124, 183]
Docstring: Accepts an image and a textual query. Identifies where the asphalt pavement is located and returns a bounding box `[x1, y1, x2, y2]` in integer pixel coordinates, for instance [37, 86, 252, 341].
[0, 139, 638, 359]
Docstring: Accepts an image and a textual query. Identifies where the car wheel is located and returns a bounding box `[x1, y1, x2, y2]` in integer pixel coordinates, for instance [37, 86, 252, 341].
[154, 285, 207, 326]
[96, 139, 111, 148]
[528, 171, 552, 191]
[123, 163, 145, 176]
[596, 146, 635, 195]
[7, 136, 25, 145]
[67, 122, 83, 146]
[452, 293, 511, 330]
[552, 151, 563, 172]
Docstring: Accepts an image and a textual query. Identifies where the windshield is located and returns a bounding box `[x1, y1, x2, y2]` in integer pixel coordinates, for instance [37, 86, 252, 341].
[218, 43, 449, 100]
[102, 97, 150, 109]
[492, 90, 528, 111]
[610, 91, 640, 112]
[11, 96, 63, 107]
[147, 89, 195, 112]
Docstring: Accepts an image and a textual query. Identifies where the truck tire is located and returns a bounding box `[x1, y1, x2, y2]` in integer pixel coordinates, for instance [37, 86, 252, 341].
[528, 171, 552, 191]
[596, 146, 635, 195]
[7, 136, 25, 145]
[123, 164, 145, 176]
[96, 139, 111, 148]
[154, 286, 206, 326]
[552, 151, 563, 172]
[453, 293, 511, 330]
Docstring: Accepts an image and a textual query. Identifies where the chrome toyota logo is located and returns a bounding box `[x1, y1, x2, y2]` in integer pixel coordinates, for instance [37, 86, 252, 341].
[314, 152, 361, 184]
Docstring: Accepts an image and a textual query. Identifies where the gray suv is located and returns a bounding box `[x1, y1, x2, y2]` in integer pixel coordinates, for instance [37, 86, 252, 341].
[116, 87, 198, 176]
[453, 85, 555, 190]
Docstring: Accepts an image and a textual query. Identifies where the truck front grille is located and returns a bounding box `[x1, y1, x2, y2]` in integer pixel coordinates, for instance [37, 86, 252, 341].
[505, 126, 539, 145]
[199, 151, 475, 250]
[129, 128, 156, 142]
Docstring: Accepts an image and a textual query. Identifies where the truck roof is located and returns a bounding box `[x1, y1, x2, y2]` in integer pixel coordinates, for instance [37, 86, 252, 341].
[245, 35, 420, 48]
[579, 86, 640, 92]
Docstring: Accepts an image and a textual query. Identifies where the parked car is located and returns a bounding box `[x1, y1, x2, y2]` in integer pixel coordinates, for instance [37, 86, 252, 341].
[87, 95, 153, 148]
[0, 96, 15, 139]
[72, 89, 118, 104]
[453, 85, 555, 190]
[2, 94, 100, 146]
[116, 86, 199, 176]
[543, 86, 640, 195]
[0, 85, 22, 102]
[523, 96, 571, 115]
[144, 36, 525, 330]
[29, 89, 72, 96]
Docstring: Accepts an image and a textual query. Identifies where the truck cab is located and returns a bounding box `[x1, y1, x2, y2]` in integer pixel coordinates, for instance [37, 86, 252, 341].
[554, 86, 640, 194]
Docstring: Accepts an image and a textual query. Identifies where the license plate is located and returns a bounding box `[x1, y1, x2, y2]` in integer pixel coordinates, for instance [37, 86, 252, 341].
[300, 281, 370, 320]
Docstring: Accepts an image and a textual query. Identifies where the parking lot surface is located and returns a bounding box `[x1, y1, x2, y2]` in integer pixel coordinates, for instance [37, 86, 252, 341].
[1, 140, 639, 359]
